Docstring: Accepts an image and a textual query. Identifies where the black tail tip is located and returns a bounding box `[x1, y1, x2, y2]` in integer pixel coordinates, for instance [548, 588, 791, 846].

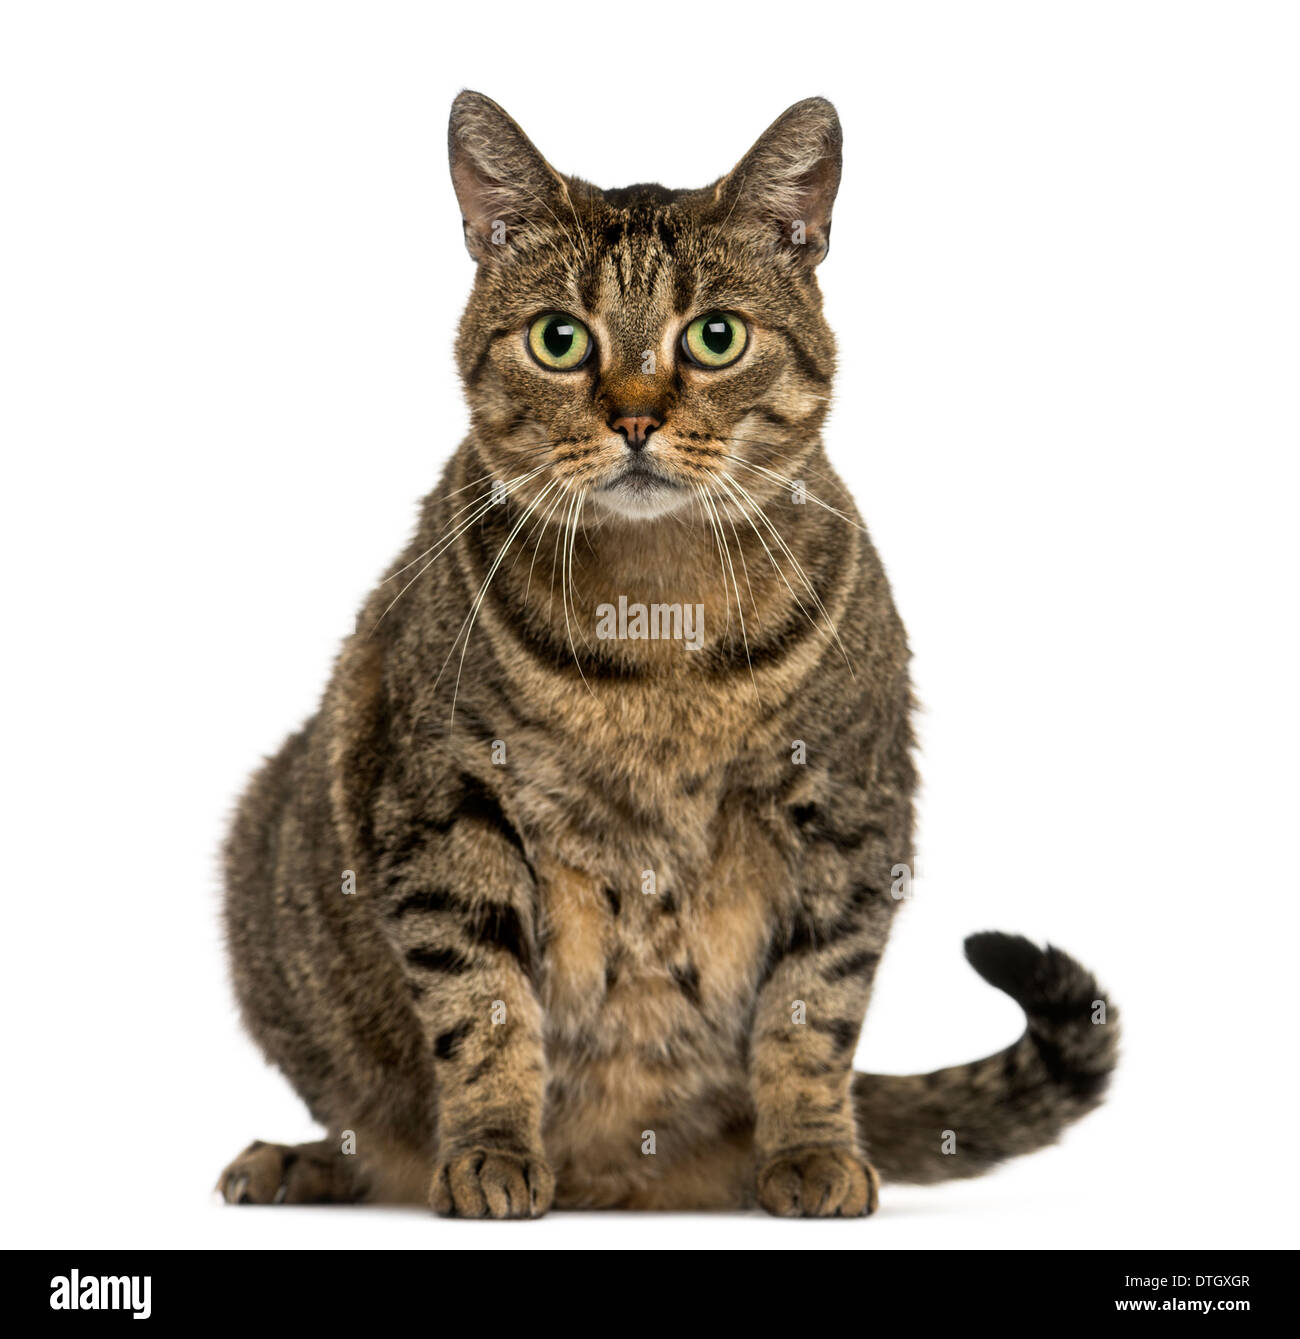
[964, 931, 1043, 993]
[964, 931, 1099, 1014]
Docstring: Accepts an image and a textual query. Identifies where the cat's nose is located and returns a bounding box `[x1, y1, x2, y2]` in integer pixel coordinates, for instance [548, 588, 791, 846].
[608, 410, 663, 452]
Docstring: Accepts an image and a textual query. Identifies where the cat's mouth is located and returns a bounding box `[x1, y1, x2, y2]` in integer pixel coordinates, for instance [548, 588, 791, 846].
[593, 458, 688, 520]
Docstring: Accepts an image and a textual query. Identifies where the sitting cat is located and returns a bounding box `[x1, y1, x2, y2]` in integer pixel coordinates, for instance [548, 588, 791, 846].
[219, 91, 1117, 1217]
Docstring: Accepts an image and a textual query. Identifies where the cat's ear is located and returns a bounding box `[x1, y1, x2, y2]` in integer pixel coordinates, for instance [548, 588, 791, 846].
[448, 91, 571, 262]
[711, 98, 843, 264]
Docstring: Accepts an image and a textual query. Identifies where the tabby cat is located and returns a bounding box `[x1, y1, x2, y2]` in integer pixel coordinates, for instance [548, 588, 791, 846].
[218, 92, 1117, 1217]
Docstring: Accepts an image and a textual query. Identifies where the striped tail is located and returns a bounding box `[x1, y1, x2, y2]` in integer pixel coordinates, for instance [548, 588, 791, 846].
[854, 932, 1118, 1184]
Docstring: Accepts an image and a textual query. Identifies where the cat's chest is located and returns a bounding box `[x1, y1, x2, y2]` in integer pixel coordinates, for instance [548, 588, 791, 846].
[531, 805, 788, 1049]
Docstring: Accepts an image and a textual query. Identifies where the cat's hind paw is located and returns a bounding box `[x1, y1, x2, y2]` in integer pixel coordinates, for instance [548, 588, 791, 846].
[216, 1138, 359, 1205]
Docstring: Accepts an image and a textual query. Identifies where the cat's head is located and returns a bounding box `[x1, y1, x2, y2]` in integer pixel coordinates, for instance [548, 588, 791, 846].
[448, 92, 841, 522]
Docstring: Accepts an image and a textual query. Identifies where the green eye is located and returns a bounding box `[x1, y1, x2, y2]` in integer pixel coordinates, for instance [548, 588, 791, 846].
[527, 312, 591, 370]
[682, 312, 747, 368]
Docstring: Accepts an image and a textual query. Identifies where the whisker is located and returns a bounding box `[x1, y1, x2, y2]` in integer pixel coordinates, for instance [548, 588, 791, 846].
[366, 466, 556, 636]
[369, 500, 499, 633]
[713, 475, 818, 645]
[693, 481, 732, 640]
[716, 479, 763, 640]
[385, 462, 552, 585]
[698, 481, 758, 700]
[717, 472, 854, 675]
[722, 451, 867, 533]
[438, 476, 563, 728]
[526, 481, 571, 607]
[441, 443, 554, 502]
[560, 487, 599, 702]
[548, 484, 569, 624]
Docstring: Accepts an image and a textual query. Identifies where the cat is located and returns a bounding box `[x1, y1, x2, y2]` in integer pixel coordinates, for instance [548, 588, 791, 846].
[218, 91, 1118, 1217]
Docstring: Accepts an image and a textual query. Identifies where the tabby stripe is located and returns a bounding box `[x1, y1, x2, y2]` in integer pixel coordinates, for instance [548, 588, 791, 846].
[471, 900, 534, 979]
[405, 945, 471, 974]
[387, 888, 459, 920]
[491, 591, 643, 679]
[771, 322, 831, 385]
[464, 325, 512, 387]
[791, 803, 888, 852]
[379, 772, 531, 876]
[755, 407, 793, 428]
[811, 1017, 862, 1054]
[463, 1054, 497, 1087]
[641, 245, 663, 300]
[452, 772, 529, 861]
[389, 890, 534, 978]
[1029, 1033, 1111, 1100]
[655, 213, 679, 258]
[671, 960, 702, 1008]
[758, 903, 880, 986]
[433, 1020, 472, 1061]
[709, 608, 819, 674]
[825, 948, 881, 981]
[672, 261, 695, 316]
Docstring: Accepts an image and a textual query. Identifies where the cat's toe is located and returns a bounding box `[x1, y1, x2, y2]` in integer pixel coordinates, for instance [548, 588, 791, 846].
[217, 1142, 284, 1205]
[757, 1147, 879, 1218]
[216, 1139, 353, 1205]
[430, 1148, 555, 1219]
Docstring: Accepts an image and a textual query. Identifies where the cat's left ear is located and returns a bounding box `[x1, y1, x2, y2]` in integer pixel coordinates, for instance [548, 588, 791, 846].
[711, 97, 843, 264]
[448, 90, 572, 262]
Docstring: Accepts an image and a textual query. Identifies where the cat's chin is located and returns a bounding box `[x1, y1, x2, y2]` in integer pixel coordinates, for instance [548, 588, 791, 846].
[590, 476, 692, 522]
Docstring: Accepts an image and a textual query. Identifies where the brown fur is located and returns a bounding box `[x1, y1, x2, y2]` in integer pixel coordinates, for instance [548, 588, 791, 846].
[218, 92, 1118, 1217]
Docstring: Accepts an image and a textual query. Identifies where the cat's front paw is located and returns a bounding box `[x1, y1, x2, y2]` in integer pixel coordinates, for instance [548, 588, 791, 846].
[757, 1146, 879, 1218]
[430, 1147, 555, 1219]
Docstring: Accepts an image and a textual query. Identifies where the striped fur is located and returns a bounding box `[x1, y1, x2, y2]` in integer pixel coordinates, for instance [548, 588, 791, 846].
[218, 93, 1118, 1218]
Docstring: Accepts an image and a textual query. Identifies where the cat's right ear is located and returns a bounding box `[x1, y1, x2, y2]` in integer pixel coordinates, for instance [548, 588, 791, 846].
[448, 91, 570, 262]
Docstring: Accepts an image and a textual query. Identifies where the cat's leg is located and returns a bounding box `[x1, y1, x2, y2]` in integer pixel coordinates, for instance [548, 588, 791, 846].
[749, 908, 888, 1217]
[216, 1138, 363, 1205]
[366, 777, 552, 1219]
[750, 765, 908, 1218]
[748, 705, 914, 1217]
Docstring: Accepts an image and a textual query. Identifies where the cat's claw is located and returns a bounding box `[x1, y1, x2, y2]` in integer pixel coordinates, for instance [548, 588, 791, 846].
[217, 1138, 355, 1205]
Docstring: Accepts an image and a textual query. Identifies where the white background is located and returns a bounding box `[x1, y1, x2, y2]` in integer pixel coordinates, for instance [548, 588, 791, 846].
[2, 1, 1297, 1251]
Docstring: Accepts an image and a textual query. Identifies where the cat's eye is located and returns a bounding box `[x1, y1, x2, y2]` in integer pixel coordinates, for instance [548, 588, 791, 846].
[681, 312, 748, 369]
[527, 313, 592, 371]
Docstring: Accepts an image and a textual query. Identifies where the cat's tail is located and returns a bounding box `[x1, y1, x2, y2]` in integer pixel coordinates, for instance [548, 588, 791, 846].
[853, 932, 1118, 1184]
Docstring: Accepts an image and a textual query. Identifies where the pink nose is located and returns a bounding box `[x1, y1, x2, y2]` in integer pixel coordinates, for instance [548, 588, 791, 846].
[609, 411, 662, 450]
